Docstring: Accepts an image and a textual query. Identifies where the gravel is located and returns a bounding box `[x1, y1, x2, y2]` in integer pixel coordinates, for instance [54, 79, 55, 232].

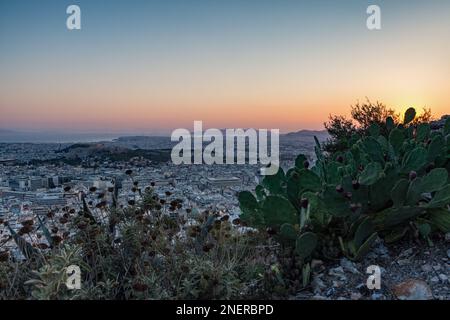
[292, 237, 450, 300]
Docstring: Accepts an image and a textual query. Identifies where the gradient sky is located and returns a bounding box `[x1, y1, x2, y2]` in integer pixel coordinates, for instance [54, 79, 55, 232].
[0, 0, 449, 134]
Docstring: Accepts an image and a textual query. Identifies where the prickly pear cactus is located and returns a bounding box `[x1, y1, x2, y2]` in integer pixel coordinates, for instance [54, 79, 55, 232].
[238, 107, 450, 263]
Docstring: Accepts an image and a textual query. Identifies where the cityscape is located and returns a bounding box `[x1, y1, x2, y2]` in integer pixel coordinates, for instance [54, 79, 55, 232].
[0, 131, 328, 260]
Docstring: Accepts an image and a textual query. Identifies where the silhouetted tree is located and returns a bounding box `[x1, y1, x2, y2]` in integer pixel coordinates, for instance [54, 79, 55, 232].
[324, 99, 433, 153]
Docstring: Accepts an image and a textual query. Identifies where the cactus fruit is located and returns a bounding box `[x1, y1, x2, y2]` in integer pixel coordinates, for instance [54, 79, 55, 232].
[300, 198, 309, 209]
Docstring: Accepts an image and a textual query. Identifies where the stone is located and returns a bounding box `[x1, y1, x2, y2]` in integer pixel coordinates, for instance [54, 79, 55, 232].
[430, 276, 439, 283]
[325, 287, 336, 297]
[432, 264, 441, 271]
[371, 293, 385, 300]
[311, 275, 326, 294]
[328, 266, 347, 281]
[421, 264, 433, 273]
[399, 248, 414, 258]
[447, 249, 450, 259]
[397, 259, 410, 266]
[311, 259, 324, 270]
[340, 257, 360, 274]
[438, 274, 448, 282]
[392, 279, 433, 300]
[372, 240, 389, 256]
[350, 292, 362, 300]
[328, 266, 344, 275]
[445, 232, 450, 242]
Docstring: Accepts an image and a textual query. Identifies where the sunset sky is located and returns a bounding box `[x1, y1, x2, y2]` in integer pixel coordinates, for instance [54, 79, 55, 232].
[0, 0, 449, 134]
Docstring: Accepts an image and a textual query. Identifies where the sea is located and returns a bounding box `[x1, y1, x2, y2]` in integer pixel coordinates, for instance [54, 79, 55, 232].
[0, 132, 124, 143]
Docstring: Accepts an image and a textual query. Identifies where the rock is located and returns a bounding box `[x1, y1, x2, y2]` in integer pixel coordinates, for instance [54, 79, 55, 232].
[430, 276, 440, 283]
[421, 264, 433, 272]
[438, 274, 448, 283]
[392, 279, 433, 300]
[371, 293, 385, 300]
[445, 232, 450, 242]
[432, 264, 441, 271]
[340, 257, 360, 274]
[311, 259, 324, 270]
[312, 295, 328, 300]
[328, 266, 344, 275]
[399, 248, 414, 258]
[447, 249, 450, 259]
[350, 292, 362, 300]
[397, 259, 410, 266]
[373, 239, 389, 256]
[311, 275, 326, 294]
[328, 266, 347, 281]
[366, 252, 378, 260]
[325, 287, 336, 297]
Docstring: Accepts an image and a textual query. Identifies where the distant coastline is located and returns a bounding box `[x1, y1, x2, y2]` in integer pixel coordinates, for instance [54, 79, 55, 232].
[0, 131, 128, 143]
[0, 129, 328, 144]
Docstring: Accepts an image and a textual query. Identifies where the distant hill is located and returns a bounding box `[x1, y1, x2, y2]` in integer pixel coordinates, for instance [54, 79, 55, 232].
[283, 130, 328, 138]
[0, 129, 330, 144]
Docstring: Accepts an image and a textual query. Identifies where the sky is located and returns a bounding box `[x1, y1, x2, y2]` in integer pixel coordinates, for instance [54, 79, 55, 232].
[0, 0, 449, 134]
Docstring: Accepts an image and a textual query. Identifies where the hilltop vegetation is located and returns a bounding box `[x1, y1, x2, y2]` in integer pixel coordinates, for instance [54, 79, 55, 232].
[26, 144, 172, 166]
[239, 105, 450, 291]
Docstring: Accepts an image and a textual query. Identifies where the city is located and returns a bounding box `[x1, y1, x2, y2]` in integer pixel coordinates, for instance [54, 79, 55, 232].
[0, 131, 328, 260]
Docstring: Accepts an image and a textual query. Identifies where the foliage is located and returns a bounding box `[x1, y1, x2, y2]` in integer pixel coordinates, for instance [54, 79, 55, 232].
[350, 100, 399, 129]
[324, 99, 433, 152]
[323, 115, 357, 153]
[0, 186, 277, 300]
[240, 108, 450, 285]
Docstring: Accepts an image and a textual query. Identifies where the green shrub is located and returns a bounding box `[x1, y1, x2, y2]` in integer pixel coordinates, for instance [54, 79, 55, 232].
[239, 108, 450, 284]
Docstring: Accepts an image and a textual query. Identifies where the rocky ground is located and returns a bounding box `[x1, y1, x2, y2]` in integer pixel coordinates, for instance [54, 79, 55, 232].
[292, 233, 450, 300]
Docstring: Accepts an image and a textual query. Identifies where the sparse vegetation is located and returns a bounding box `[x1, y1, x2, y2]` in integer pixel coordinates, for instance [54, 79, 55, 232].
[0, 181, 286, 299]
